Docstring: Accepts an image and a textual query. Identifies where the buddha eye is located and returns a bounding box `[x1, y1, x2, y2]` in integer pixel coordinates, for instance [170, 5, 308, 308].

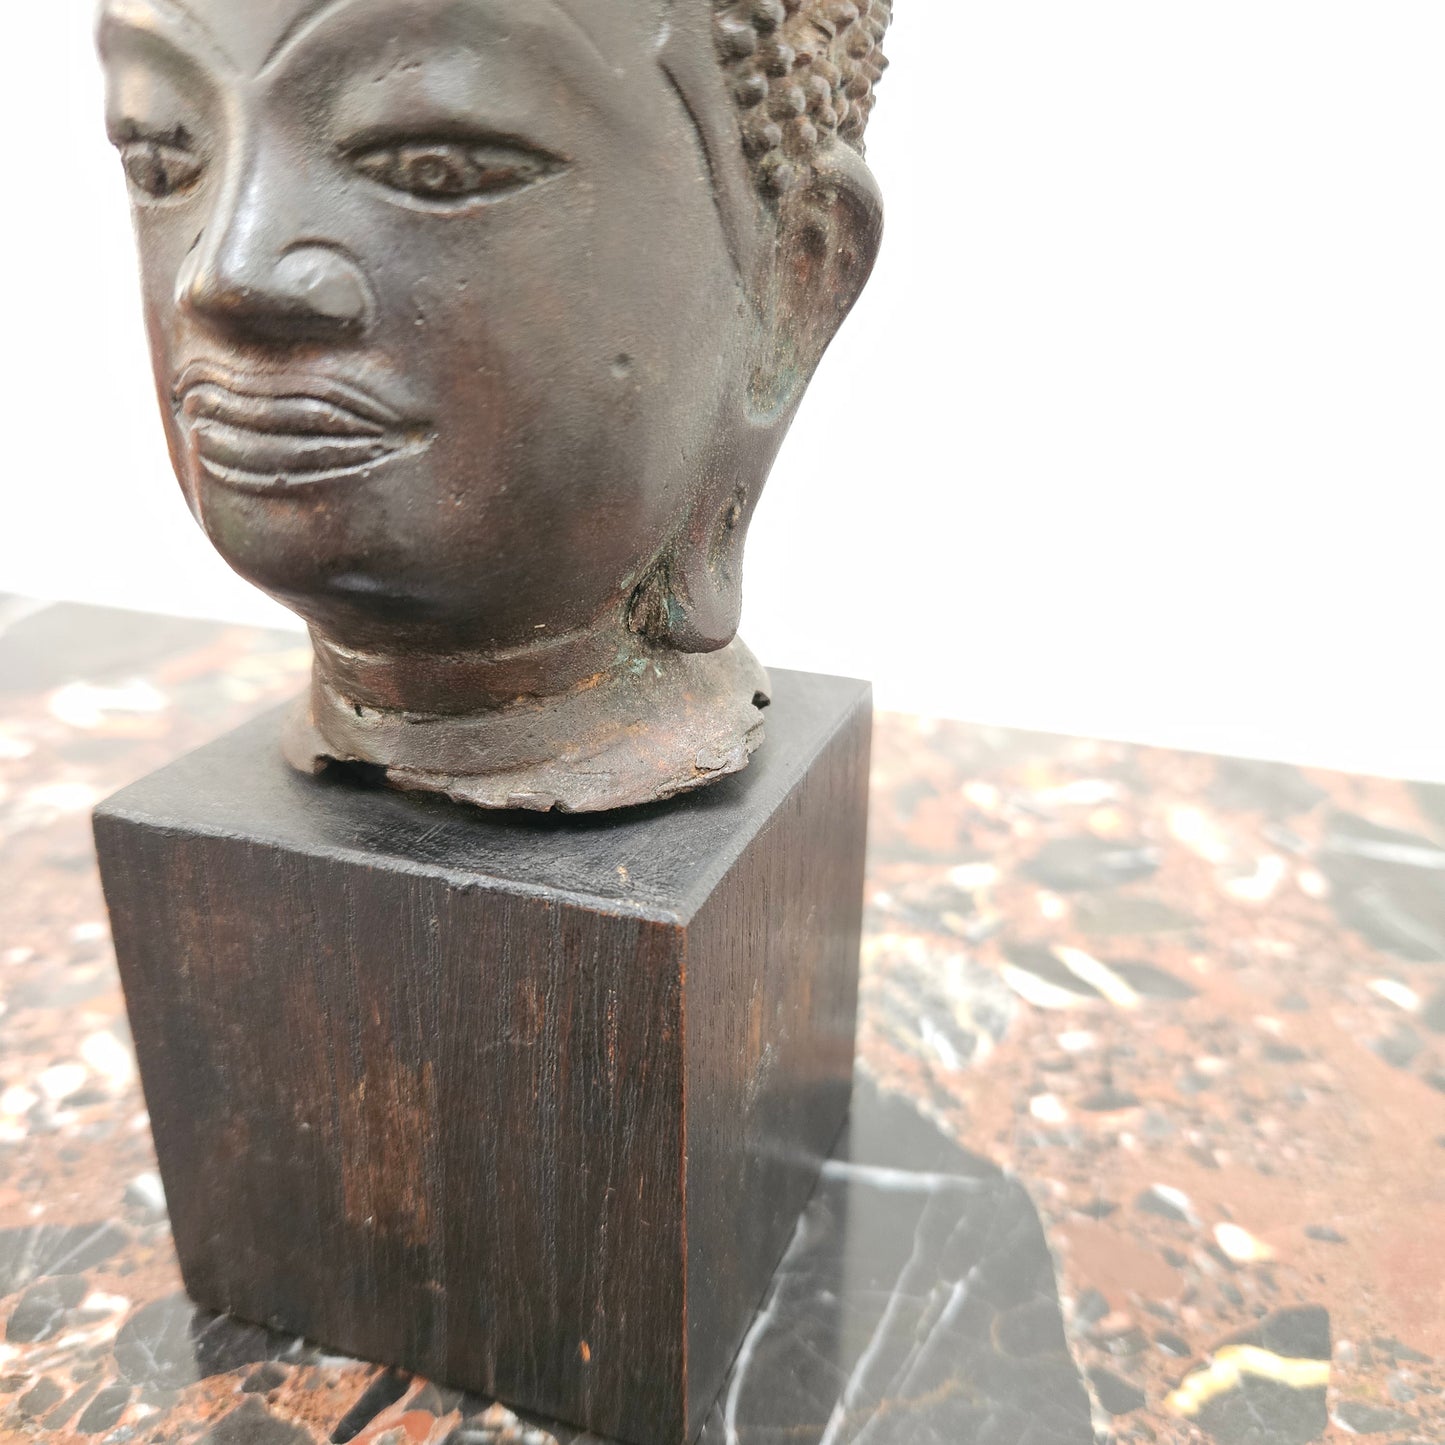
[349, 140, 563, 206]
[119, 138, 204, 201]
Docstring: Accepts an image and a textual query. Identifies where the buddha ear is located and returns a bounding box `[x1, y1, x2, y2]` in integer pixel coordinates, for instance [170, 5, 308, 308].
[750, 142, 884, 418]
[629, 145, 884, 657]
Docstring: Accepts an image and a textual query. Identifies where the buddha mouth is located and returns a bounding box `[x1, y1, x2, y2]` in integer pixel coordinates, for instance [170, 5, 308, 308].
[173, 363, 429, 493]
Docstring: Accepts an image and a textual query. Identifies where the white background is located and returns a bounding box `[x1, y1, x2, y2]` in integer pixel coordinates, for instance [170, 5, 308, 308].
[3, 3, 1443, 779]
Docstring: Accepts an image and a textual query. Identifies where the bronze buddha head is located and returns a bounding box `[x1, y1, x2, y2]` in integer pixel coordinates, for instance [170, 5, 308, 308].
[100, 0, 890, 810]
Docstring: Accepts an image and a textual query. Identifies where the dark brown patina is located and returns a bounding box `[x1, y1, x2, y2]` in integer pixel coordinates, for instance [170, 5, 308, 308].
[100, 0, 891, 810]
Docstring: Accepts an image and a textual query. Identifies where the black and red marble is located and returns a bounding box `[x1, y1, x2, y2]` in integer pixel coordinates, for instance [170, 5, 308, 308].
[1, 595, 1441, 1445]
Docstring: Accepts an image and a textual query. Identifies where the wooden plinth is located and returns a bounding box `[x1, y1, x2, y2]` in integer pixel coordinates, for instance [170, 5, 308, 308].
[93, 670, 871, 1445]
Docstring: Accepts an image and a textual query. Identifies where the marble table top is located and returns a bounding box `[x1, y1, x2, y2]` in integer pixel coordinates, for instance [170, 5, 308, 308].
[1, 596, 1441, 1445]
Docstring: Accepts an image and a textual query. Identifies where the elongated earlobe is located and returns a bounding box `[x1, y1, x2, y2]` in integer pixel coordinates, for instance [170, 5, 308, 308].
[630, 479, 763, 652]
[637, 141, 884, 654]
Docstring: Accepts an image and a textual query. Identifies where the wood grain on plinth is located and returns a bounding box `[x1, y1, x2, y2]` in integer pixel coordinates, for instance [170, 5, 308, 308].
[93, 670, 871, 1445]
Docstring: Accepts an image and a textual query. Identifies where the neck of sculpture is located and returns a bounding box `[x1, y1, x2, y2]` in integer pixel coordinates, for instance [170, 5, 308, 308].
[289, 615, 772, 813]
[309, 613, 635, 719]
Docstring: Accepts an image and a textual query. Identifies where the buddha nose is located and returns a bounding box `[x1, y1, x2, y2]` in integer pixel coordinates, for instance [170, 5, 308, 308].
[178, 206, 373, 342]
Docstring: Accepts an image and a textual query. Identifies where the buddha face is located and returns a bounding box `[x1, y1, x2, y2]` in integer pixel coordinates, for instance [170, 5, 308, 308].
[100, 0, 744, 656]
[101, 0, 886, 669]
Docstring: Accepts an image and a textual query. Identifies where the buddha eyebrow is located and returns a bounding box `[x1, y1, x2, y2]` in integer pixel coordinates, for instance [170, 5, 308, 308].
[259, 0, 614, 81]
[260, 0, 350, 72]
[100, 0, 234, 73]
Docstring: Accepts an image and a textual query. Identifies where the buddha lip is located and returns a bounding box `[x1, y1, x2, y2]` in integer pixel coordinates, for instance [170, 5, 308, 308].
[172, 362, 426, 492]
[174, 361, 407, 429]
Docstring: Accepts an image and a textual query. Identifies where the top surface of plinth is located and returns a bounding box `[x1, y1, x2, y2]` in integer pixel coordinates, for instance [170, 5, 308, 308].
[96, 667, 870, 925]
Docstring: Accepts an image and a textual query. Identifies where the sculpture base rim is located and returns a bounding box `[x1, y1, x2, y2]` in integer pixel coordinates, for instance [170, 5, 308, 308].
[283, 636, 772, 814]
